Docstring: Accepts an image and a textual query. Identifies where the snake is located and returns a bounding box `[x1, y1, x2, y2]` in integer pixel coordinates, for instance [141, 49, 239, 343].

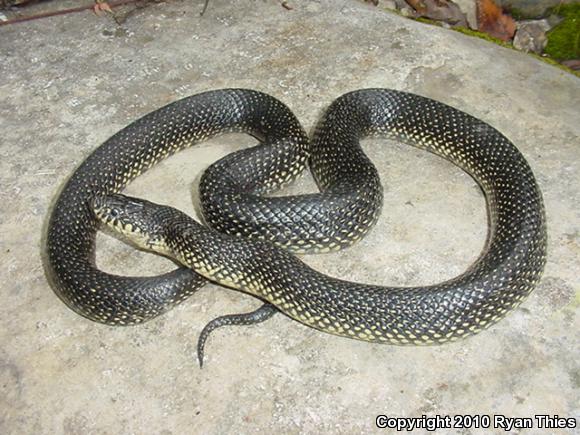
[46, 88, 547, 362]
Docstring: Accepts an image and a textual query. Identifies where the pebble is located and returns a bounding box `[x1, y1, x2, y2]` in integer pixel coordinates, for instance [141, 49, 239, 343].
[513, 19, 552, 54]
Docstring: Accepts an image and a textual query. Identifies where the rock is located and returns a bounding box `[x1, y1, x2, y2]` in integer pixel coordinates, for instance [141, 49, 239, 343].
[394, 0, 410, 8]
[513, 19, 551, 53]
[1, 0, 36, 6]
[399, 7, 415, 17]
[434, 0, 468, 27]
[561, 59, 580, 71]
[380, 0, 397, 11]
[453, 0, 478, 28]
[405, 0, 468, 27]
[395, 0, 417, 17]
[496, 0, 574, 18]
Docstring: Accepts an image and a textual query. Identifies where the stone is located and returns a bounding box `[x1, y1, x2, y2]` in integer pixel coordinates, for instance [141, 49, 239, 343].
[513, 19, 552, 53]
[380, 0, 397, 11]
[393, 0, 416, 16]
[412, 0, 468, 27]
[562, 59, 580, 70]
[452, 0, 478, 28]
[496, 0, 574, 18]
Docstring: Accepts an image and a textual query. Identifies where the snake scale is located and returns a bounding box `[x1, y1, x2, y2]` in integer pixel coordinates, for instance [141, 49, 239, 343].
[46, 88, 547, 354]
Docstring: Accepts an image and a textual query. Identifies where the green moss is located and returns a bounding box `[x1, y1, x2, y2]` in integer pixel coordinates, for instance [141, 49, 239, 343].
[544, 3, 580, 61]
[410, 18, 512, 48]
[548, 3, 580, 18]
[452, 26, 579, 77]
[452, 26, 513, 48]
[413, 16, 438, 25]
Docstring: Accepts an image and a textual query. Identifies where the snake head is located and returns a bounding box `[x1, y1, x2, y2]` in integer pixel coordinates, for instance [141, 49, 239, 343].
[92, 193, 169, 254]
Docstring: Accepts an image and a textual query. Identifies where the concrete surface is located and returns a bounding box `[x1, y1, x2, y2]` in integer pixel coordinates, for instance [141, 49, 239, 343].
[1, 0, 579, 433]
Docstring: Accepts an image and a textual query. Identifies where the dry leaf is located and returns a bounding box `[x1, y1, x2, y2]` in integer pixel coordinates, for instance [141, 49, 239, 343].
[99, 2, 113, 13]
[93, 0, 113, 16]
[477, 0, 516, 41]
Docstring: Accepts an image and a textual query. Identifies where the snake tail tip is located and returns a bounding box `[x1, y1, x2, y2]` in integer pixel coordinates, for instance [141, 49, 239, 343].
[197, 335, 207, 368]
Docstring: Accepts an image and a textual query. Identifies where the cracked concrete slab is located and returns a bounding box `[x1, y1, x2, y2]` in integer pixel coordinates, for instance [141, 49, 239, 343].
[0, 0, 578, 433]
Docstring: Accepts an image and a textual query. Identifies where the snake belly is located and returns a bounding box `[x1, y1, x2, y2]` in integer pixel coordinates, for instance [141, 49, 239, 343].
[47, 88, 547, 343]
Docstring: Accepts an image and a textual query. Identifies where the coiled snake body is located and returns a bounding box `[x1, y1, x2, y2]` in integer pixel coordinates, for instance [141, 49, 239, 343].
[47, 89, 547, 349]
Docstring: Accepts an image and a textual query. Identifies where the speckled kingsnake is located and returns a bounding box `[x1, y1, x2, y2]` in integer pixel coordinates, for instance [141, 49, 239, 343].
[46, 89, 547, 361]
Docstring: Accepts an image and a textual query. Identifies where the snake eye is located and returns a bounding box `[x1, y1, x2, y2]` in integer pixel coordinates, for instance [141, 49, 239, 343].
[110, 209, 119, 218]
